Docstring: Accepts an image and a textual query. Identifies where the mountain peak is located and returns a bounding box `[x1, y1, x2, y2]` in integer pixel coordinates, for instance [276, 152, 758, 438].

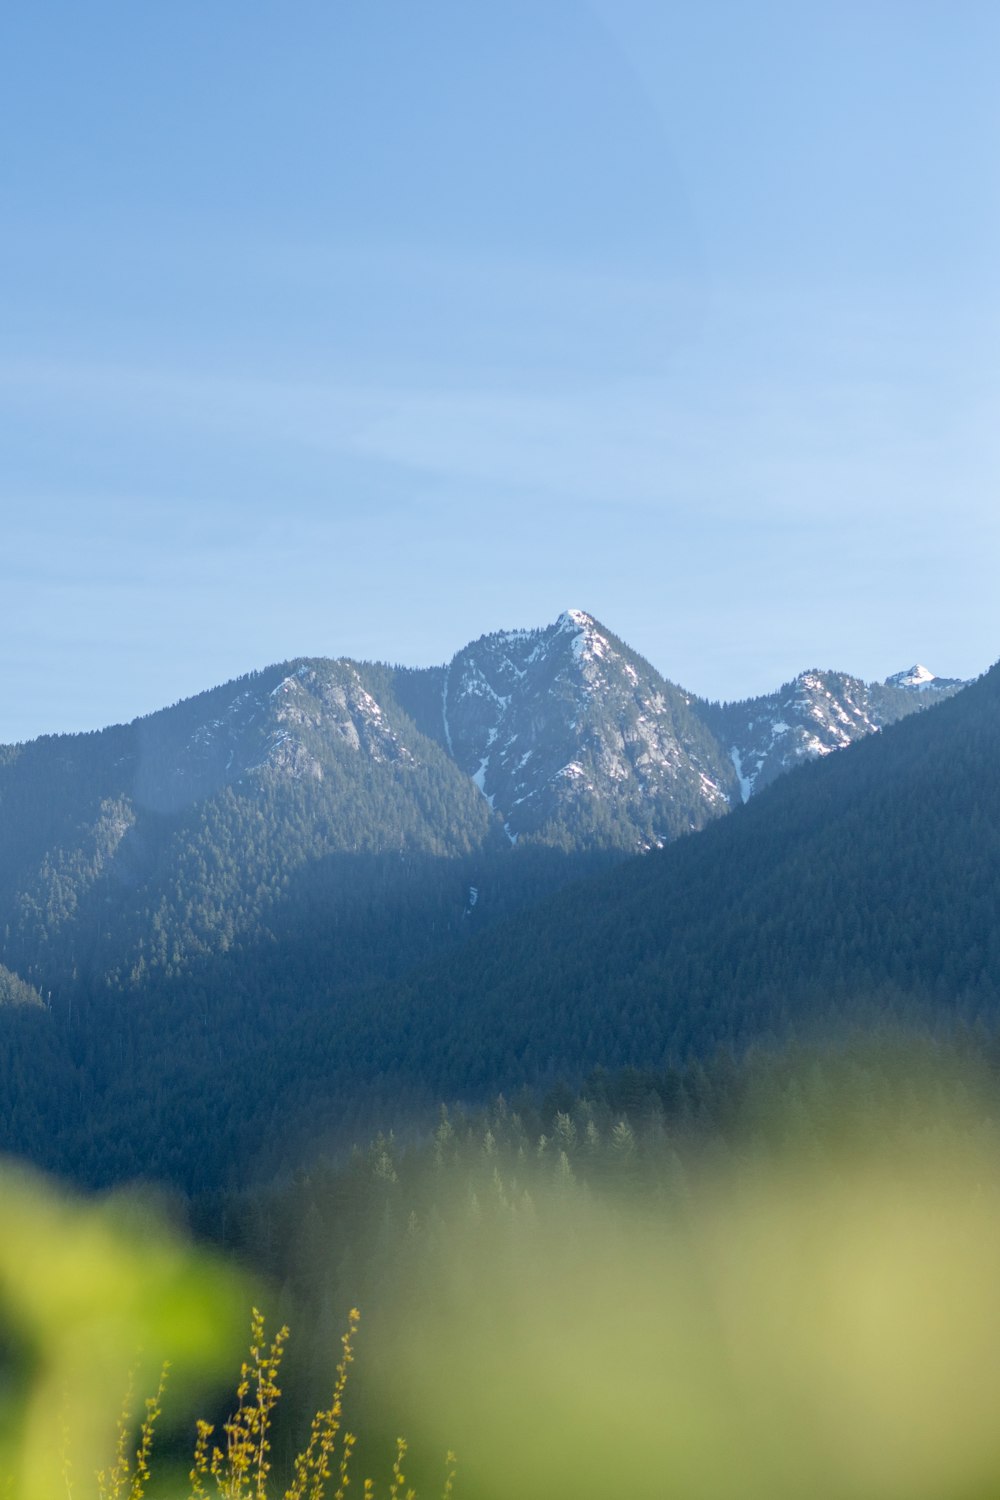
[556, 607, 597, 631]
[885, 664, 939, 691]
[438, 609, 734, 846]
[553, 609, 615, 674]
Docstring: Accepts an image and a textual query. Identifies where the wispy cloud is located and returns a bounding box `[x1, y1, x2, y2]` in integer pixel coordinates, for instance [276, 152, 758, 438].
[2, 349, 994, 536]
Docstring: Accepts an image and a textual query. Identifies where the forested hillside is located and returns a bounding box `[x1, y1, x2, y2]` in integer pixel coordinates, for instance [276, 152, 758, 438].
[363, 655, 1000, 1094]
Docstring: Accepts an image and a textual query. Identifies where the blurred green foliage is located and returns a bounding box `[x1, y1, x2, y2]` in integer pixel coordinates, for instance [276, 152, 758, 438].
[7, 1047, 1000, 1498]
[224, 1044, 1000, 1500]
[0, 1163, 248, 1497]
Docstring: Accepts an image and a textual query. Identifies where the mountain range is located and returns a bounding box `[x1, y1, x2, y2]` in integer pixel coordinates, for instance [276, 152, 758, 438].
[0, 608, 964, 1002]
[0, 610, 985, 1191]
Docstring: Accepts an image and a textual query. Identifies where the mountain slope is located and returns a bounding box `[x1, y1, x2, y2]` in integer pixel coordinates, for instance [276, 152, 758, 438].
[0, 657, 504, 995]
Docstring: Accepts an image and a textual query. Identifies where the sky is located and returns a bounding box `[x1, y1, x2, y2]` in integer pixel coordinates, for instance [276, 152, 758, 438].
[1, 1, 998, 741]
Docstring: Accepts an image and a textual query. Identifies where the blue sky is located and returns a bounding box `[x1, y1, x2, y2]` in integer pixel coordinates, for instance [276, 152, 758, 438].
[2, 1, 997, 741]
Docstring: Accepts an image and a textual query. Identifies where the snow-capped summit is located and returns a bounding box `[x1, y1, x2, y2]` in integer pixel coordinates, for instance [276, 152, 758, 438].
[557, 607, 595, 630]
[885, 664, 943, 691]
[434, 611, 736, 848]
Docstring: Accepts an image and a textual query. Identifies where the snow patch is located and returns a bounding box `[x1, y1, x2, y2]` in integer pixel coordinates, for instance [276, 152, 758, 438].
[557, 608, 595, 632]
[472, 757, 495, 809]
[730, 746, 752, 804]
[441, 663, 454, 755]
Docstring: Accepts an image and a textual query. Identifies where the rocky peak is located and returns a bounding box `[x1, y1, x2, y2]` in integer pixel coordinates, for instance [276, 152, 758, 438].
[716, 663, 968, 802]
[441, 610, 736, 847]
[883, 664, 967, 693]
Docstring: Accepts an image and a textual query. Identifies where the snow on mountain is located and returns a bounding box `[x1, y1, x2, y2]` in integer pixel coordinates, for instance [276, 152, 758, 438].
[116, 613, 971, 842]
[255, 662, 417, 776]
[437, 609, 737, 847]
[885, 664, 965, 693]
[133, 658, 423, 814]
[710, 665, 968, 801]
[5, 612, 969, 1035]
